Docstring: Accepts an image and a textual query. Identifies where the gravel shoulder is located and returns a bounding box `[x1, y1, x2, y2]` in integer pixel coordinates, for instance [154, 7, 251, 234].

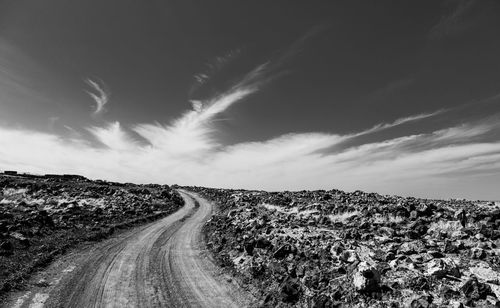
[3, 190, 255, 308]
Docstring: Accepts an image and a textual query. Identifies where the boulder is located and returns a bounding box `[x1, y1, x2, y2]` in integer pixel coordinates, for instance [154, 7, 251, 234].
[399, 241, 426, 255]
[461, 276, 493, 300]
[425, 258, 460, 278]
[352, 261, 381, 293]
[469, 265, 500, 284]
[281, 278, 301, 303]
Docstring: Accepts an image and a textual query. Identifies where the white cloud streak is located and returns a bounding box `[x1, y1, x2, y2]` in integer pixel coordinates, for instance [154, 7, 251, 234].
[85, 78, 110, 117]
[429, 0, 477, 40]
[355, 109, 447, 137]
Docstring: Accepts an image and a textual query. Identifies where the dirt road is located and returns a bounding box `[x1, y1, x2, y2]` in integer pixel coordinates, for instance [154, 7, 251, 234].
[6, 190, 253, 308]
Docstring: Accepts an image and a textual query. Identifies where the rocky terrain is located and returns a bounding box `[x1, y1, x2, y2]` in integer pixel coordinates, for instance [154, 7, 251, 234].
[0, 174, 183, 299]
[191, 187, 500, 307]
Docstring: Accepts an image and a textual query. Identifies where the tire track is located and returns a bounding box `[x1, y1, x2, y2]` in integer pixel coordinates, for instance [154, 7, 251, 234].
[7, 190, 254, 308]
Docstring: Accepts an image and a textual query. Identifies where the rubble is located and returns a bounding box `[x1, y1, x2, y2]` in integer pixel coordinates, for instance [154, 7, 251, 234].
[190, 186, 500, 307]
[0, 175, 183, 298]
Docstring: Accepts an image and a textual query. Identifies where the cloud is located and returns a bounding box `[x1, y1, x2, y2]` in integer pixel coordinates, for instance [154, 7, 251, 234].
[1, 87, 499, 200]
[189, 48, 241, 97]
[356, 109, 446, 136]
[85, 78, 110, 117]
[189, 24, 326, 101]
[0, 38, 52, 107]
[273, 23, 329, 67]
[88, 122, 138, 151]
[429, 0, 477, 40]
[1, 43, 500, 200]
[359, 78, 415, 105]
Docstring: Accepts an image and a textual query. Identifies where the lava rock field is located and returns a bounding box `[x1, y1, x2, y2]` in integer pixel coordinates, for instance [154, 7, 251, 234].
[192, 187, 500, 307]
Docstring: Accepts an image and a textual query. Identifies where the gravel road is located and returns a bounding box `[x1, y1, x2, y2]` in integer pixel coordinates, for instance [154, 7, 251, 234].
[6, 190, 253, 308]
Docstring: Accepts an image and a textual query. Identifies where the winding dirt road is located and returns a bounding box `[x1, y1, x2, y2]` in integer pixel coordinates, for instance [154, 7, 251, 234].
[7, 190, 253, 308]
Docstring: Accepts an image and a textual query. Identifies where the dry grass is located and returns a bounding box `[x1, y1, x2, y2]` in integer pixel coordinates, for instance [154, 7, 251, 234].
[428, 220, 463, 234]
[1, 188, 27, 198]
[371, 213, 405, 224]
[329, 211, 360, 223]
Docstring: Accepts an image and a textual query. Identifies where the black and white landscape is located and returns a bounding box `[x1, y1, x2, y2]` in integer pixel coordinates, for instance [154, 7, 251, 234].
[1, 1, 500, 307]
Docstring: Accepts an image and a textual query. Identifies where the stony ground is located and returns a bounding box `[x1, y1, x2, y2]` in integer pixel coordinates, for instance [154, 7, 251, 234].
[190, 187, 500, 307]
[0, 175, 183, 299]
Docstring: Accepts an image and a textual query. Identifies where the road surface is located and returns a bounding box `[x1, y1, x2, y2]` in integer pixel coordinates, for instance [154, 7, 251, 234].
[6, 190, 253, 308]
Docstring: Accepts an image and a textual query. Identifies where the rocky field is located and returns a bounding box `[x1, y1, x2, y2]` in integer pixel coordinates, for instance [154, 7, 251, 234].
[0, 174, 183, 298]
[191, 187, 500, 307]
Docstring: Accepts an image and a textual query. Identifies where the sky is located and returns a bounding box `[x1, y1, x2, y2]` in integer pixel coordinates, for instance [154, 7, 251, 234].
[1, 0, 500, 200]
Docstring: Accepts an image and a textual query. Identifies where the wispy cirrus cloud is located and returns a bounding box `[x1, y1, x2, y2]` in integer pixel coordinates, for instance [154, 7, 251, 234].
[356, 109, 447, 137]
[429, 0, 477, 40]
[358, 78, 415, 105]
[189, 24, 327, 103]
[191, 48, 241, 88]
[85, 78, 110, 117]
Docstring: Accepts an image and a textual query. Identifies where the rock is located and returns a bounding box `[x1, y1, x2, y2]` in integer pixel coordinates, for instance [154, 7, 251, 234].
[408, 220, 428, 236]
[273, 244, 292, 259]
[450, 230, 468, 240]
[399, 241, 426, 255]
[439, 285, 460, 298]
[34, 278, 50, 287]
[469, 265, 500, 284]
[470, 247, 486, 259]
[444, 240, 460, 253]
[249, 261, 266, 278]
[384, 251, 396, 261]
[408, 294, 434, 308]
[379, 226, 395, 237]
[0, 222, 8, 233]
[461, 276, 493, 300]
[10, 231, 29, 247]
[244, 241, 255, 255]
[0, 240, 13, 251]
[417, 203, 435, 217]
[0, 240, 14, 256]
[339, 249, 358, 263]
[352, 261, 381, 293]
[448, 300, 464, 308]
[254, 237, 271, 249]
[408, 276, 431, 291]
[475, 233, 486, 241]
[456, 209, 467, 227]
[489, 283, 500, 301]
[312, 294, 334, 308]
[281, 278, 301, 303]
[427, 250, 444, 258]
[425, 258, 460, 278]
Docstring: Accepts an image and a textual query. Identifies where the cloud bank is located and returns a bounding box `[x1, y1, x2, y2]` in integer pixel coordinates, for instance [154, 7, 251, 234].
[1, 51, 500, 200]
